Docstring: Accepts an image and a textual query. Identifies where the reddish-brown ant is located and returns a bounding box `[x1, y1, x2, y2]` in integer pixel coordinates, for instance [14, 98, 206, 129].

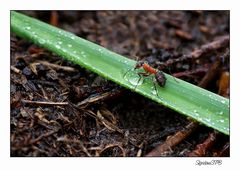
[124, 60, 167, 96]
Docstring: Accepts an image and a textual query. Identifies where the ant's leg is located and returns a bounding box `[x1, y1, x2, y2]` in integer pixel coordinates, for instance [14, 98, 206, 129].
[134, 73, 143, 90]
[123, 57, 140, 79]
[152, 76, 159, 97]
[138, 72, 151, 77]
[134, 72, 151, 90]
[123, 67, 133, 79]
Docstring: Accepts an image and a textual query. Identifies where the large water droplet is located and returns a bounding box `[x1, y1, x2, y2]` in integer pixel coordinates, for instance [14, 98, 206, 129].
[129, 77, 143, 86]
[124, 70, 143, 87]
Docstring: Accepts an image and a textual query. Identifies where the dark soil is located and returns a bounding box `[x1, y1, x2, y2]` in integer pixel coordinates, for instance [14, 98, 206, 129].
[11, 11, 230, 157]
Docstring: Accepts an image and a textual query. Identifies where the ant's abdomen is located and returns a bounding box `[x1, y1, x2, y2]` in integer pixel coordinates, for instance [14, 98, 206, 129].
[155, 71, 166, 87]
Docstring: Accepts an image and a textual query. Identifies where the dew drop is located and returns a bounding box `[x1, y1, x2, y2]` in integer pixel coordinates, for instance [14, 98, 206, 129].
[39, 39, 46, 45]
[220, 119, 225, 123]
[221, 100, 226, 104]
[58, 41, 63, 44]
[70, 36, 75, 40]
[55, 45, 61, 49]
[218, 111, 224, 115]
[205, 118, 211, 122]
[68, 44, 72, 48]
[25, 26, 31, 30]
[223, 127, 229, 131]
[80, 51, 86, 58]
[194, 110, 199, 117]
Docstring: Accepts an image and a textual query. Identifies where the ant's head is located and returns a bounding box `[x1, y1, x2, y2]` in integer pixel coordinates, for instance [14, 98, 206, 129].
[134, 61, 145, 69]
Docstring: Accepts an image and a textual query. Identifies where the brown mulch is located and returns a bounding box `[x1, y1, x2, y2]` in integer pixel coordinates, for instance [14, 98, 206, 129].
[11, 11, 229, 157]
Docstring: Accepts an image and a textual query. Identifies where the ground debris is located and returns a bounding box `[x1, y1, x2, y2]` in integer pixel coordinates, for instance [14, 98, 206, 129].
[187, 131, 218, 156]
[146, 122, 199, 156]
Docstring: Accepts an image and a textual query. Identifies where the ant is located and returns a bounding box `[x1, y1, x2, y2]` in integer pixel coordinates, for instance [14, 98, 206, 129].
[123, 60, 167, 96]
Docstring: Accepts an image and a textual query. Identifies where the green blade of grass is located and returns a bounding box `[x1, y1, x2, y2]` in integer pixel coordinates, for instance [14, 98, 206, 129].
[11, 11, 229, 135]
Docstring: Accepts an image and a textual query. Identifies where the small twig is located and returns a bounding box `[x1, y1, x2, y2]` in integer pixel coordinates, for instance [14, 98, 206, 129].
[57, 136, 91, 156]
[136, 142, 144, 157]
[173, 67, 208, 78]
[31, 145, 49, 155]
[77, 88, 123, 107]
[175, 29, 193, 40]
[190, 35, 229, 58]
[146, 122, 199, 156]
[86, 109, 123, 134]
[166, 35, 229, 66]
[50, 11, 59, 26]
[77, 92, 110, 107]
[34, 60, 77, 72]
[21, 99, 68, 106]
[218, 71, 230, 98]
[214, 142, 229, 157]
[29, 129, 58, 145]
[99, 143, 126, 157]
[11, 66, 22, 74]
[187, 131, 218, 157]
[198, 60, 221, 88]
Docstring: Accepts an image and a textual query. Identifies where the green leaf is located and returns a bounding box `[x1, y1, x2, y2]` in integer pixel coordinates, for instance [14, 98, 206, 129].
[11, 11, 229, 135]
